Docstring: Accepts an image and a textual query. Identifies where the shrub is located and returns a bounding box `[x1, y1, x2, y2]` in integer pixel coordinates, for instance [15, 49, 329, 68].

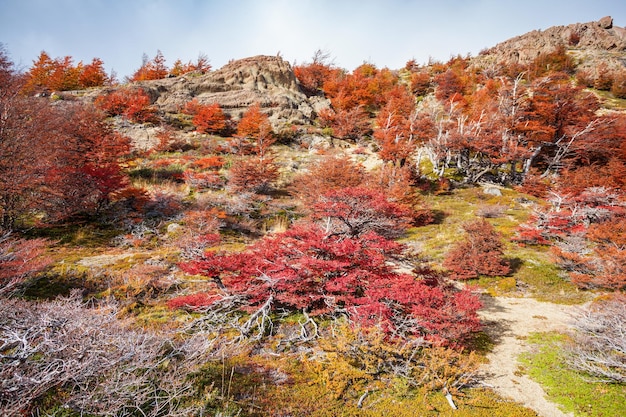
[444, 219, 510, 280]
[566, 295, 626, 383]
[95, 88, 156, 123]
[183, 100, 227, 134]
[228, 156, 279, 193]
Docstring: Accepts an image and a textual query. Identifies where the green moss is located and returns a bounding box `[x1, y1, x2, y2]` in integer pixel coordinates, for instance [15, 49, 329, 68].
[519, 332, 626, 417]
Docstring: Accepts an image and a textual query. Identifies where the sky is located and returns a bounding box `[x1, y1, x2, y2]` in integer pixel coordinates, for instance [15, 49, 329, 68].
[1, 0, 625, 79]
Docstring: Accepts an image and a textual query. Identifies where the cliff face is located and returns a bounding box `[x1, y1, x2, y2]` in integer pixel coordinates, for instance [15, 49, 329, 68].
[476, 16, 626, 71]
[136, 55, 323, 128]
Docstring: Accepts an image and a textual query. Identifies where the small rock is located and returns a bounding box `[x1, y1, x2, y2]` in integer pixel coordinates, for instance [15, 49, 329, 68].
[167, 223, 182, 234]
[484, 186, 502, 197]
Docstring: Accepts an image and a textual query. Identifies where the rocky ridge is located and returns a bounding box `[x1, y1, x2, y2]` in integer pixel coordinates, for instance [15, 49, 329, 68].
[136, 55, 326, 129]
[476, 16, 626, 71]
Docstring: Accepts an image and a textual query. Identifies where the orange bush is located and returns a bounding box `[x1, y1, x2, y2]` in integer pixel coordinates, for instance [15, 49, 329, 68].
[95, 88, 156, 123]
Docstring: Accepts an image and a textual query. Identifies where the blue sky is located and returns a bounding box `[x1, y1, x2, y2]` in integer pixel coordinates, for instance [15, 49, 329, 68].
[1, 0, 624, 79]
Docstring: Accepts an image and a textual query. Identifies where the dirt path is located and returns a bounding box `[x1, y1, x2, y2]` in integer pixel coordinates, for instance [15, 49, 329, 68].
[478, 295, 582, 417]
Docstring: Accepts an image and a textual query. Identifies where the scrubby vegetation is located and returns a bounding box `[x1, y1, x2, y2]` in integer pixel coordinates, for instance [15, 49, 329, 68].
[1, 35, 625, 416]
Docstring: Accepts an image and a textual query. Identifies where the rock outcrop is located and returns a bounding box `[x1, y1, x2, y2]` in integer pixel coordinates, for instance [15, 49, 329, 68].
[136, 55, 320, 129]
[476, 16, 626, 71]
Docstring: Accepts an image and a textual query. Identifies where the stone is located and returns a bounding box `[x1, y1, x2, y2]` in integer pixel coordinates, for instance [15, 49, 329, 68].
[598, 16, 613, 29]
[484, 187, 502, 197]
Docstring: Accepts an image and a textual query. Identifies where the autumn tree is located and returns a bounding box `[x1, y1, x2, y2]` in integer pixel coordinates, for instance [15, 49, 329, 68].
[1, 53, 130, 228]
[168, 52, 211, 77]
[444, 219, 510, 280]
[179, 222, 481, 345]
[0, 232, 51, 296]
[312, 186, 412, 239]
[318, 106, 371, 140]
[293, 49, 335, 96]
[183, 99, 227, 134]
[290, 155, 367, 207]
[235, 103, 275, 155]
[79, 57, 109, 87]
[373, 85, 417, 166]
[95, 87, 157, 123]
[366, 164, 433, 226]
[611, 70, 626, 99]
[130, 50, 168, 81]
[22, 51, 109, 94]
[228, 156, 279, 193]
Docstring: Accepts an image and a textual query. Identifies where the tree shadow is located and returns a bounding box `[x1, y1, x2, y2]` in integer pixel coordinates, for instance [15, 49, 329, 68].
[473, 293, 515, 353]
[507, 257, 524, 274]
[430, 209, 447, 225]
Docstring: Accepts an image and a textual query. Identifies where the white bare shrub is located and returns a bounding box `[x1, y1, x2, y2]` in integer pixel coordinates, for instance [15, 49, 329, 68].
[0, 291, 216, 416]
[566, 296, 626, 384]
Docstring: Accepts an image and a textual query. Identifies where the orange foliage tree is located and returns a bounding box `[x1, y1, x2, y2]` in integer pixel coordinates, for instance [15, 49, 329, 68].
[182, 99, 227, 134]
[95, 87, 156, 123]
[168, 53, 211, 77]
[22, 52, 110, 94]
[228, 156, 279, 193]
[235, 103, 275, 155]
[130, 50, 168, 81]
[373, 85, 417, 166]
[293, 49, 335, 96]
[290, 155, 367, 207]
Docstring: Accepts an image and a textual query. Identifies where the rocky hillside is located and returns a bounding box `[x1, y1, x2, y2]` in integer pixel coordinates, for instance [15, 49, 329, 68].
[136, 55, 327, 128]
[477, 16, 626, 71]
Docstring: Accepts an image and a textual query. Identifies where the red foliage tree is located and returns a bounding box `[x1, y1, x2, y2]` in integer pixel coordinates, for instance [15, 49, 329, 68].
[293, 49, 335, 96]
[373, 85, 417, 166]
[366, 164, 433, 226]
[444, 219, 510, 280]
[228, 156, 279, 193]
[312, 186, 412, 239]
[236, 103, 275, 156]
[22, 52, 109, 94]
[168, 53, 211, 77]
[180, 222, 481, 344]
[1, 52, 130, 227]
[321, 63, 397, 112]
[79, 57, 109, 88]
[0, 232, 51, 295]
[290, 155, 367, 207]
[611, 70, 626, 99]
[318, 106, 371, 140]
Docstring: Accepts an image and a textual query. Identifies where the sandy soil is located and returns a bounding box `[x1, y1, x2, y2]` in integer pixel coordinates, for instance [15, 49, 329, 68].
[479, 295, 584, 417]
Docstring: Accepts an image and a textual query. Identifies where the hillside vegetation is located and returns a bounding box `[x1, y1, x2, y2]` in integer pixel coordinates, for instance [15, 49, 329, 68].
[1, 16, 625, 416]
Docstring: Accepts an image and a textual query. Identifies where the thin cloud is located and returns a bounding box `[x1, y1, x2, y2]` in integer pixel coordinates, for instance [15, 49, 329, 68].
[1, 0, 624, 78]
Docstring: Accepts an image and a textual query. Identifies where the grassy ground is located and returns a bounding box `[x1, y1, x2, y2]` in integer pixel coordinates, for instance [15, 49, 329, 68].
[407, 186, 592, 304]
[519, 332, 626, 417]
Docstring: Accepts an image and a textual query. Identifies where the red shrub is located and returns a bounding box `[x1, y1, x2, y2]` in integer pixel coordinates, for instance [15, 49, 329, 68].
[166, 293, 220, 311]
[0, 233, 51, 295]
[180, 223, 481, 345]
[444, 219, 510, 280]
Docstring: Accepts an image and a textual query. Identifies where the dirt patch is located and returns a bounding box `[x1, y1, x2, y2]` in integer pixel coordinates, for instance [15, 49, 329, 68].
[479, 295, 586, 417]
